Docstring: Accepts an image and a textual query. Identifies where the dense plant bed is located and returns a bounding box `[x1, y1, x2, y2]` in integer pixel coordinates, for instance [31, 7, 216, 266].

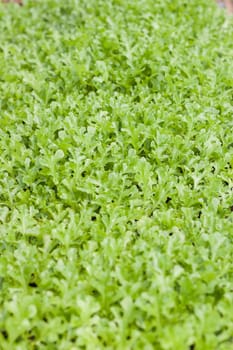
[0, 0, 232, 349]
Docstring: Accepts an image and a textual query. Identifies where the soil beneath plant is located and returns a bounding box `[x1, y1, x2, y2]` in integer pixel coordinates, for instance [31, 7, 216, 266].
[1, 0, 22, 4]
[216, 0, 233, 13]
[1, 0, 233, 13]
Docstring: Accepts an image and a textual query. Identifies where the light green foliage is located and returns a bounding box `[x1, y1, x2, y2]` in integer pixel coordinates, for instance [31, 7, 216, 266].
[0, 0, 233, 349]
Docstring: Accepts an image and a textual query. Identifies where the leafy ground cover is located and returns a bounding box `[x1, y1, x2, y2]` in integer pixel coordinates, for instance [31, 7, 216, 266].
[0, 0, 233, 349]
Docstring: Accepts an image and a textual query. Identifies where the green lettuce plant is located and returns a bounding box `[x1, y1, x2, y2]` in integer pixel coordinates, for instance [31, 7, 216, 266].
[0, 0, 232, 349]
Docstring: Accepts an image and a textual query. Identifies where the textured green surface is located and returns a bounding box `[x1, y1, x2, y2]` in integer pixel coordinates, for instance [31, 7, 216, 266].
[0, 0, 233, 349]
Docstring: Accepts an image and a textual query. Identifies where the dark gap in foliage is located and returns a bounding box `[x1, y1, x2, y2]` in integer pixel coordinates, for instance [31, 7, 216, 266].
[186, 304, 194, 313]
[94, 205, 101, 214]
[104, 162, 114, 171]
[192, 147, 200, 156]
[28, 236, 40, 245]
[1, 330, 8, 340]
[174, 281, 180, 293]
[27, 329, 36, 341]
[213, 286, 225, 304]
[15, 335, 23, 343]
[28, 281, 38, 288]
[214, 328, 226, 337]
[177, 166, 184, 174]
[134, 182, 142, 192]
[21, 135, 31, 148]
[49, 242, 60, 254]
[0, 277, 4, 289]
[211, 166, 215, 174]
[91, 289, 100, 297]
[189, 344, 196, 350]
[166, 197, 172, 204]
[54, 128, 64, 140]
[22, 185, 32, 192]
